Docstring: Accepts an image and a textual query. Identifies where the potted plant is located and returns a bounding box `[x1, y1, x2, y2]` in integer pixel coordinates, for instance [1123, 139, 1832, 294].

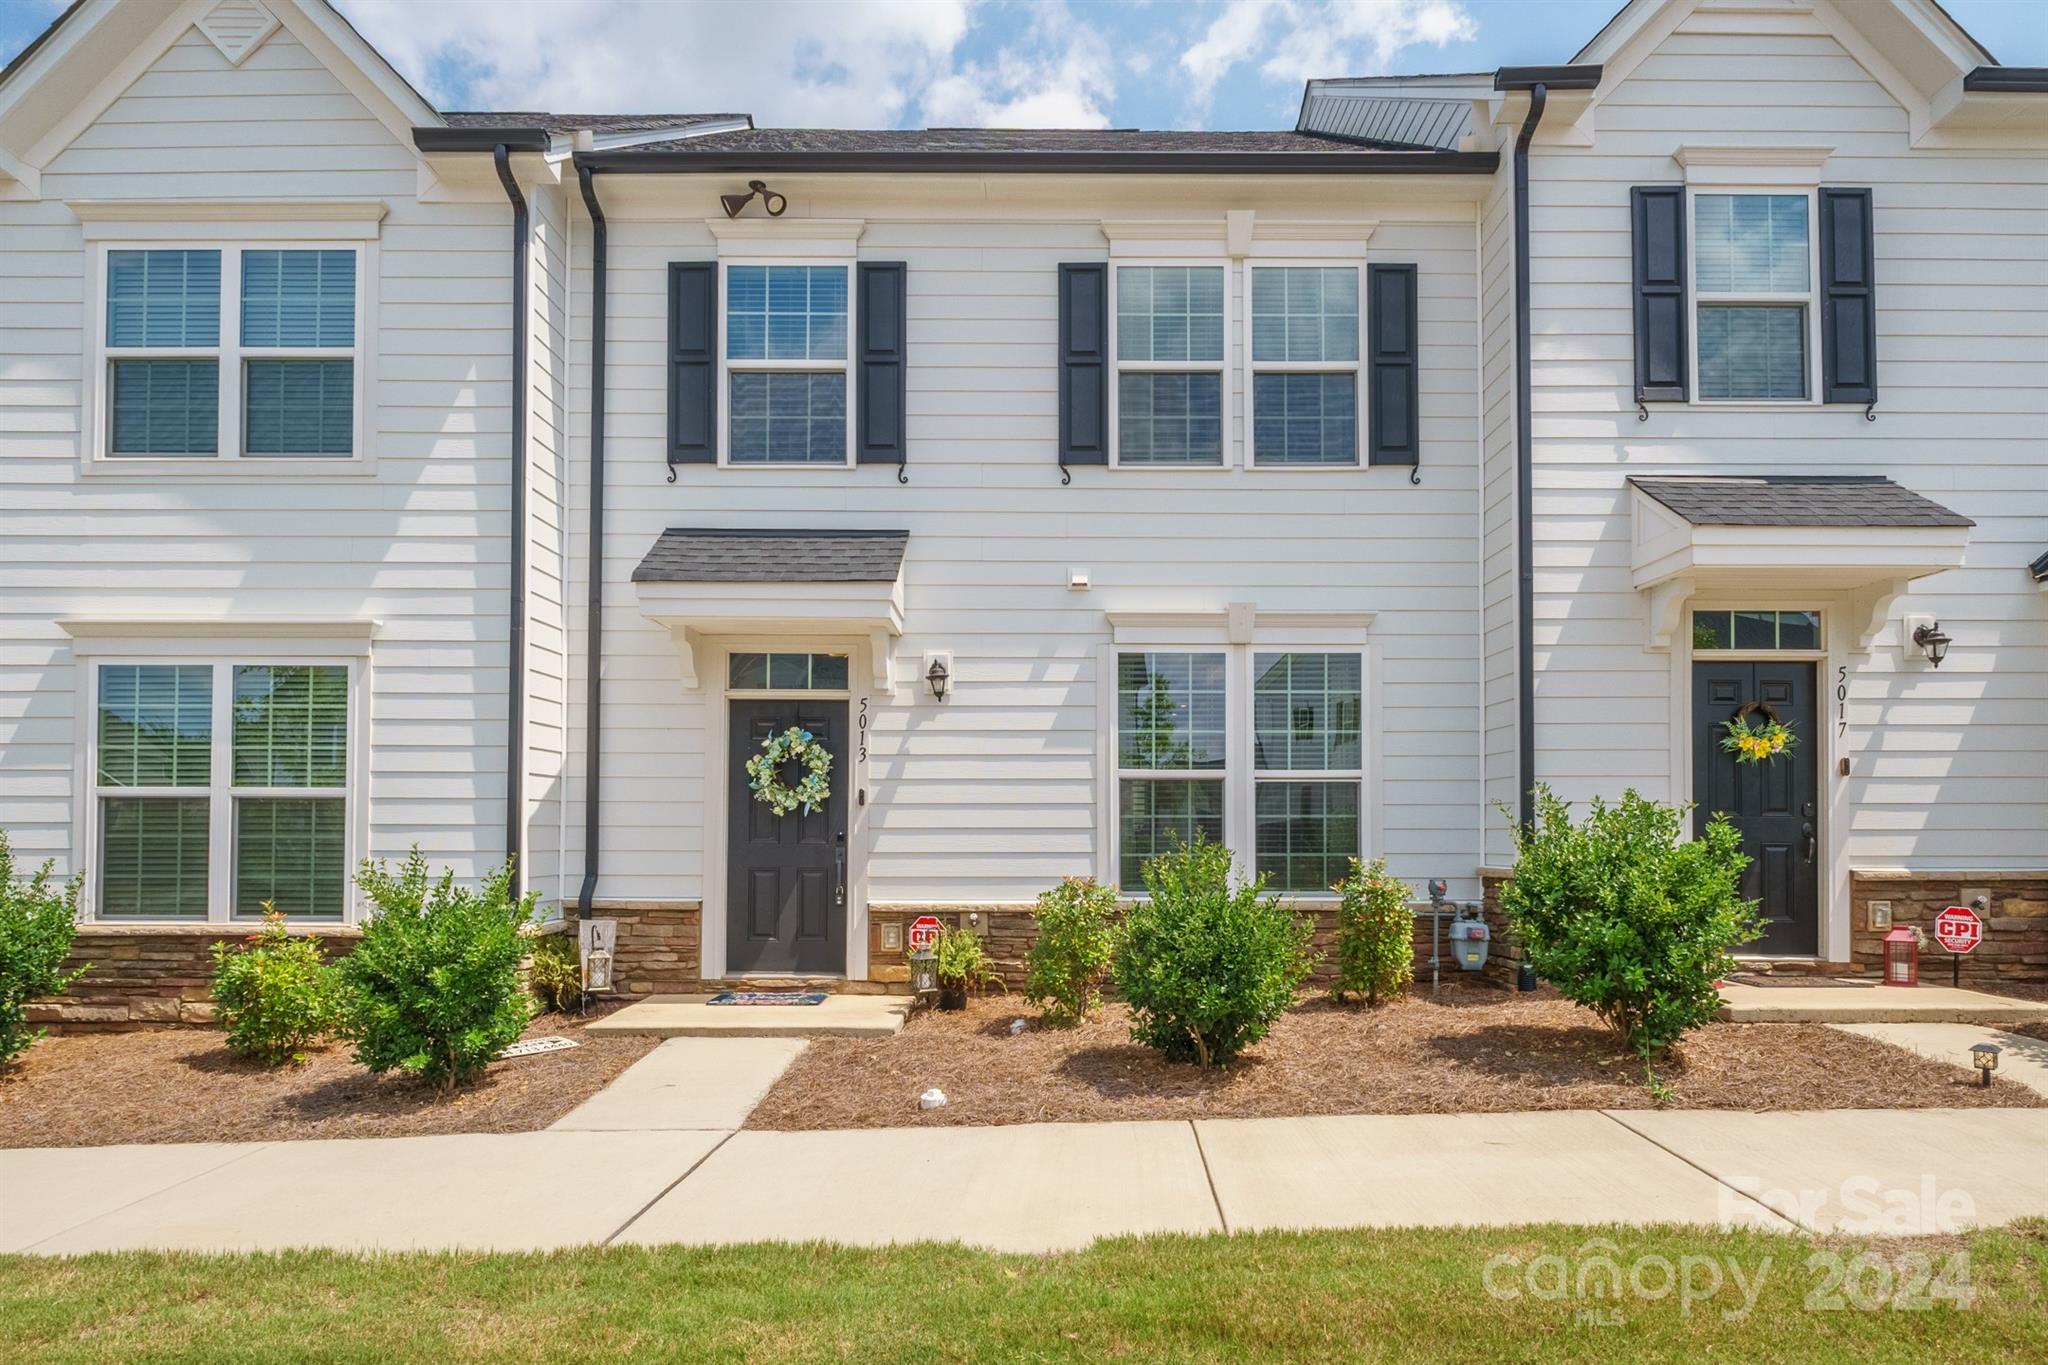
[933, 925, 998, 1011]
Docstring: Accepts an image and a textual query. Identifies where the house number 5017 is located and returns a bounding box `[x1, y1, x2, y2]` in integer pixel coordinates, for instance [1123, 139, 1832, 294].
[1836, 665, 1848, 739]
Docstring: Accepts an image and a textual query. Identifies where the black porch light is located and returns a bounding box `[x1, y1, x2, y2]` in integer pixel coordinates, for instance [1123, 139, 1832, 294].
[925, 656, 951, 701]
[1912, 621, 1952, 668]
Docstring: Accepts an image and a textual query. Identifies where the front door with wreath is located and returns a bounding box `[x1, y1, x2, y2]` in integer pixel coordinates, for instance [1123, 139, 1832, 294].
[1692, 660, 1819, 955]
[727, 700, 849, 974]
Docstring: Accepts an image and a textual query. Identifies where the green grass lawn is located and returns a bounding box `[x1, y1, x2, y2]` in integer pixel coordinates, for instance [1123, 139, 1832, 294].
[3, 1223, 2045, 1363]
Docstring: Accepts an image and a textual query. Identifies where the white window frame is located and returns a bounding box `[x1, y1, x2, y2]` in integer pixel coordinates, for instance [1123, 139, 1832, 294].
[77, 652, 369, 924]
[1107, 258, 1233, 470]
[1105, 641, 1369, 898]
[86, 239, 370, 467]
[1686, 187, 1822, 406]
[1242, 257, 1366, 469]
[716, 258, 856, 468]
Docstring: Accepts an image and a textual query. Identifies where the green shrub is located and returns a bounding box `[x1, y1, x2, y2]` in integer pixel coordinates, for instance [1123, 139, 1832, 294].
[1024, 877, 1119, 1026]
[1501, 786, 1760, 1056]
[0, 833, 85, 1071]
[209, 908, 337, 1066]
[934, 925, 1000, 992]
[1111, 836, 1314, 1068]
[1331, 858, 1415, 1007]
[527, 933, 584, 1013]
[336, 849, 538, 1092]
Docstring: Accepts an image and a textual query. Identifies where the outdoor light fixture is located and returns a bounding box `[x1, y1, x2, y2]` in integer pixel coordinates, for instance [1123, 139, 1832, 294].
[1971, 1042, 2002, 1087]
[925, 656, 951, 701]
[719, 180, 786, 219]
[584, 946, 613, 994]
[1912, 621, 1952, 668]
[1882, 925, 1920, 986]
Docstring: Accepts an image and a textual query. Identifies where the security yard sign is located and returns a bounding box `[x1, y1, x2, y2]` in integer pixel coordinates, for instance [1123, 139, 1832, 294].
[1933, 906, 1982, 955]
[907, 916, 945, 952]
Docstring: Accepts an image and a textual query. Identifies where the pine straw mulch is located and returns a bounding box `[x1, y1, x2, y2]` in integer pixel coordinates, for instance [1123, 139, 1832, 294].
[0, 1006, 658, 1149]
[746, 986, 2044, 1131]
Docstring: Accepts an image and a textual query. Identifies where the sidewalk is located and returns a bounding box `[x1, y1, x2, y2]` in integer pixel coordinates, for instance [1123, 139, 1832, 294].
[7, 1106, 2046, 1255]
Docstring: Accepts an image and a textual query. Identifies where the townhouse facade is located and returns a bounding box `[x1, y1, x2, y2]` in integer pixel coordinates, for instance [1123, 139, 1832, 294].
[0, 0, 2042, 1024]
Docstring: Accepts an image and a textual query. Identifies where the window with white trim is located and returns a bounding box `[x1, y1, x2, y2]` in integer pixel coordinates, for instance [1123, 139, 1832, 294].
[99, 244, 362, 459]
[723, 263, 851, 464]
[92, 660, 354, 920]
[1248, 265, 1360, 466]
[1112, 264, 1226, 465]
[1691, 193, 1815, 401]
[1113, 647, 1365, 893]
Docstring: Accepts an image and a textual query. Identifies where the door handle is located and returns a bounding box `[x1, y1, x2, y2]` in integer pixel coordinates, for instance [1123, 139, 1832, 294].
[1801, 823, 1816, 864]
[834, 831, 846, 907]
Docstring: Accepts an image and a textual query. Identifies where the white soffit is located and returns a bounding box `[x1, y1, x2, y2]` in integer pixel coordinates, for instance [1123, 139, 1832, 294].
[635, 580, 906, 691]
[196, 0, 281, 67]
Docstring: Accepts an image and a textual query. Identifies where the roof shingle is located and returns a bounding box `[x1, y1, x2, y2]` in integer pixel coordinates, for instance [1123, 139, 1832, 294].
[441, 112, 744, 134]
[1628, 476, 1973, 529]
[618, 127, 1382, 155]
[633, 529, 909, 583]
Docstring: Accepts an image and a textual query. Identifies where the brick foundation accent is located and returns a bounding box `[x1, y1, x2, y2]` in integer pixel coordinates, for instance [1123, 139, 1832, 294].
[29, 923, 360, 1034]
[1849, 872, 2048, 988]
[572, 900, 702, 996]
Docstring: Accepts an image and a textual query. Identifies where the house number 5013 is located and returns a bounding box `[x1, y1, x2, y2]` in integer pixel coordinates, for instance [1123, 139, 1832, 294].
[858, 696, 869, 763]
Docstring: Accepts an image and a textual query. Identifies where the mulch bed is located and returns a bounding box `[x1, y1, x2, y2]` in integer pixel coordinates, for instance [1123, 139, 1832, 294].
[0, 1007, 658, 1149]
[747, 986, 2044, 1130]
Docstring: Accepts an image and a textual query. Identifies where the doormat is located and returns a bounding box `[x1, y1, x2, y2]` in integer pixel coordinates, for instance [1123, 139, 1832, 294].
[502, 1036, 579, 1058]
[1726, 974, 1871, 989]
[707, 991, 829, 1006]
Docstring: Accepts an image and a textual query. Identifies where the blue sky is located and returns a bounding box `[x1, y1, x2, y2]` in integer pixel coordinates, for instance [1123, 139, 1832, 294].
[3, 1, 2043, 130]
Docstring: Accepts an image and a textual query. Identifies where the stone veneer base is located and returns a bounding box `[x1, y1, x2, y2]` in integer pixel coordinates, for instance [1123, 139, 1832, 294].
[31, 923, 361, 1033]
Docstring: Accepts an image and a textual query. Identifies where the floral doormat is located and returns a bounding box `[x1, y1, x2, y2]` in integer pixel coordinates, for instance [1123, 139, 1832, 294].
[707, 991, 829, 1006]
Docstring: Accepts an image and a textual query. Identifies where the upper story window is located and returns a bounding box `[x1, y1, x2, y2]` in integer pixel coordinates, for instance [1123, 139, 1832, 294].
[724, 264, 850, 465]
[1112, 265, 1226, 466]
[99, 245, 361, 459]
[1249, 265, 1360, 466]
[1691, 194, 1813, 402]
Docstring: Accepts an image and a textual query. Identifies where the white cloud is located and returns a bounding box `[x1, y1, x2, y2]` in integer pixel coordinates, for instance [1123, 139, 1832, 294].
[337, 0, 1113, 129]
[1179, 0, 1477, 108]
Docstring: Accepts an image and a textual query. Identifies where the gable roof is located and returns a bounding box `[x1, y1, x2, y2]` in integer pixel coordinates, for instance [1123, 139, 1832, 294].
[1628, 476, 1973, 529]
[634, 529, 910, 584]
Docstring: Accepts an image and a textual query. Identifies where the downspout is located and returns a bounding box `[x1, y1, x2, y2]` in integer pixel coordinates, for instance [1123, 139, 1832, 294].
[494, 144, 530, 886]
[575, 164, 607, 916]
[1512, 84, 1546, 829]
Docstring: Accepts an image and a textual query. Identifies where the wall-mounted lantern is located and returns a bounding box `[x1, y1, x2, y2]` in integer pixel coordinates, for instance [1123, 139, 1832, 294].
[719, 180, 786, 219]
[925, 656, 951, 701]
[1912, 621, 1952, 668]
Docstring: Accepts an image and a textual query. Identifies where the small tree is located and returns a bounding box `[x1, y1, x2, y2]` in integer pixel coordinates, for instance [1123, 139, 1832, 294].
[336, 849, 537, 1092]
[0, 833, 86, 1071]
[1501, 786, 1760, 1056]
[1024, 876, 1119, 1026]
[210, 908, 338, 1066]
[1112, 836, 1314, 1068]
[1330, 857, 1415, 1007]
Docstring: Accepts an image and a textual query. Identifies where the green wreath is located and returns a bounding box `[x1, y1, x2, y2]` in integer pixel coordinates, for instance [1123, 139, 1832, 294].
[745, 727, 833, 816]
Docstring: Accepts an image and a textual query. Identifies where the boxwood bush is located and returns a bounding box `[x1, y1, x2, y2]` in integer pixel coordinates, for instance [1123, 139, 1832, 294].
[0, 832, 85, 1071]
[210, 908, 338, 1066]
[1501, 785, 1760, 1056]
[1112, 837, 1313, 1068]
[1330, 857, 1415, 1007]
[1024, 876, 1119, 1026]
[336, 850, 538, 1092]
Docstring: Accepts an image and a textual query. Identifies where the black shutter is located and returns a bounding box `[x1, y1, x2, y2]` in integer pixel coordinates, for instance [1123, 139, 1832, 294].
[856, 262, 908, 465]
[1819, 187, 1876, 405]
[1058, 263, 1107, 467]
[1367, 263, 1418, 466]
[668, 261, 716, 464]
[1631, 185, 1688, 402]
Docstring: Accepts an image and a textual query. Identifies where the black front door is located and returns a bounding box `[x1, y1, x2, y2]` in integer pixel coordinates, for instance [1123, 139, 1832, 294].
[1693, 660, 1819, 955]
[727, 699, 849, 975]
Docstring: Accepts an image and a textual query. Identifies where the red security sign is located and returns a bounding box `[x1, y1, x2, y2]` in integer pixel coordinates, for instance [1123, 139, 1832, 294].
[1933, 906, 1983, 955]
[907, 915, 945, 952]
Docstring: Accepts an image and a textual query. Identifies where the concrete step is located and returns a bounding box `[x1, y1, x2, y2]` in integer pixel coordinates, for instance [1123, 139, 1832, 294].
[1719, 980, 2048, 1025]
[585, 993, 910, 1039]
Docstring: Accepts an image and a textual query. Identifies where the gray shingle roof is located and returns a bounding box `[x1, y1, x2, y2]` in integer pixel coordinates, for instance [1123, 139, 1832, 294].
[1629, 476, 1973, 529]
[621, 127, 1376, 155]
[633, 529, 909, 583]
[441, 112, 745, 133]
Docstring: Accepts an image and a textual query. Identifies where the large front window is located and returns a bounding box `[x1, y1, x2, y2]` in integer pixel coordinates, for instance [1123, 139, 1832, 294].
[1114, 265, 1225, 465]
[93, 661, 352, 920]
[724, 264, 850, 464]
[1692, 193, 1813, 401]
[1113, 647, 1365, 893]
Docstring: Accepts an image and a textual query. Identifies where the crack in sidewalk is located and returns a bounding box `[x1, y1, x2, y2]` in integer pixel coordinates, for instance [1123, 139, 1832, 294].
[1189, 1121, 1230, 1235]
[1597, 1110, 1804, 1232]
[601, 1129, 740, 1246]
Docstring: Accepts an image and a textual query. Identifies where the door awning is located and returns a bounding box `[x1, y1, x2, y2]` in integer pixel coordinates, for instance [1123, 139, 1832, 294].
[633, 529, 908, 688]
[1627, 476, 1971, 651]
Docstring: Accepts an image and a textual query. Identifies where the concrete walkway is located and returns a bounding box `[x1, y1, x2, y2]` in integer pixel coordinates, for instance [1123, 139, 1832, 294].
[1718, 980, 2048, 1025]
[550, 1037, 808, 1131]
[587, 994, 910, 1038]
[8, 1107, 2046, 1256]
[1832, 1022, 2048, 1099]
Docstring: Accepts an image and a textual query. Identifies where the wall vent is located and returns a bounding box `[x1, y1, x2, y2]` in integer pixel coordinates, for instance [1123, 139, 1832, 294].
[196, 0, 280, 66]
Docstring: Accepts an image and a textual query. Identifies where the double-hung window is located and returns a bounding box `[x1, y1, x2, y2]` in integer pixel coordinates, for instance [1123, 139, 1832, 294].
[1248, 266, 1360, 466]
[1112, 647, 1365, 893]
[1113, 264, 1226, 465]
[100, 244, 362, 459]
[92, 660, 354, 920]
[724, 263, 851, 464]
[1691, 193, 1815, 402]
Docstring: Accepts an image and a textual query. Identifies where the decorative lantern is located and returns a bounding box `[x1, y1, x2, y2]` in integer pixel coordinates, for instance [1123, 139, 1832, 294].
[1970, 1042, 2002, 1087]
[1912, 621, 1952, 668]
[908, 949, 938, 1002]
[584, 947, 613, 993]
[1882, 926, 1919, 987]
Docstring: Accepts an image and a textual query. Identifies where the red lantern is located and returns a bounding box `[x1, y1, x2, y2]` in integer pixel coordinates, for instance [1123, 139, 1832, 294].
[1882, 926, 1919, 987]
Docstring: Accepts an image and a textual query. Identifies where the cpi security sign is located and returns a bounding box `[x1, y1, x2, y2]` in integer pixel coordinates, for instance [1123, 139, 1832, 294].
[1933, 906, 1982, 955]
[907, 915, 945, 952]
